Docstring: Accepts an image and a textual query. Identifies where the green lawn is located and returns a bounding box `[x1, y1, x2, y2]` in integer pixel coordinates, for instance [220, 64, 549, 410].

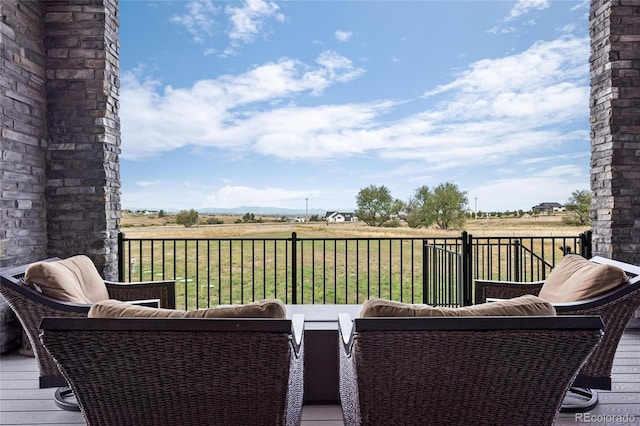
[121, 231, 579, 309]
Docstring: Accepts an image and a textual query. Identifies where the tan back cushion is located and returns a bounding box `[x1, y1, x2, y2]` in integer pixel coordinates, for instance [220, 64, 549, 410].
[25, 255, 109, 304]
[538, 255, 628, 303]
[89, 298, 287, 319]
[360, 294, 556, 317]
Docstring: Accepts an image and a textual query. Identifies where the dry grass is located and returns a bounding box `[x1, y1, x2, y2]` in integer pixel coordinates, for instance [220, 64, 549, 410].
[120, 212, 589, 307]
[121, 211, 590, 239]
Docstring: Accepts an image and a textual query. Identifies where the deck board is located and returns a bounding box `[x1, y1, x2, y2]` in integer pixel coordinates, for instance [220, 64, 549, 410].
[555, 329, 640, 426]
[1, 331, 638, 425]
[0, 352, 84, 425]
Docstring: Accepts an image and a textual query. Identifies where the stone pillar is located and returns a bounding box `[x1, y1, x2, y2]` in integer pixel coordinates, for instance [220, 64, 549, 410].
[0, 1, 49, 268]
[43, 0, 120, 278]
[590, 0, 640, 265]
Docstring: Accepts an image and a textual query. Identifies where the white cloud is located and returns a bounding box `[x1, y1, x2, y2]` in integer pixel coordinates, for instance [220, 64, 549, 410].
[137, 180, 162, 187]
[212, 186, 316, 208]
[470, 166, 588, 212]
[487, 0, 549, 34]
[518, 151, 589, 165]
[170, 0, 219, 43]
[170, 0, 285, 53]
[122, 183, 322, 210]
[225, 0, 285, 44]
[313, 50, 365, 86]
[424, 36, 587, 98]
[386, 35, 589, 168]
[120, 51, 366, 159]
[121, 35, 589, 182]
[571, 0, 590, 12]
[335, 30, 353, 43]
[246, 102, 396, 159]
[505, 0, 550, 21]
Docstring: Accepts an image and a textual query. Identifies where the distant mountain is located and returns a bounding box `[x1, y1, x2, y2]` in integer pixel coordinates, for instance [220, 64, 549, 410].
[199, 206, 331, 216]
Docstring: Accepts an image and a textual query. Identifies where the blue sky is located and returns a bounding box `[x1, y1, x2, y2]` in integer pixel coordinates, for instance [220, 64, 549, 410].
[119, 0, 591, 213]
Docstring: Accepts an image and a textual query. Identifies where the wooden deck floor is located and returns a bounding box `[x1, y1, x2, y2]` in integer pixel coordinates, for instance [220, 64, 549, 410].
[1, 330, 638, 425]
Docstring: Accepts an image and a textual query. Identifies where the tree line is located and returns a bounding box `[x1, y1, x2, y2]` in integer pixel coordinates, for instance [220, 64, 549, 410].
[355, 184, 592, 230]
[355, 182, 468, 230]
[169, 185, 591, 229]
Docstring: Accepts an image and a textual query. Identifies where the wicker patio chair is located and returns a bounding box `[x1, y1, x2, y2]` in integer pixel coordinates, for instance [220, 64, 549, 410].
[40, 314, 305, 426]
[338, 313, 603, 426]
[0, 256, 176, 410]
[474, 255, 640, 411]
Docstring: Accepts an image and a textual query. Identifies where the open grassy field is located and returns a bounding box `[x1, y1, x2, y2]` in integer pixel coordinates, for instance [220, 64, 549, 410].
[121, 211, 590, 239]
[120, 212, 589, 308]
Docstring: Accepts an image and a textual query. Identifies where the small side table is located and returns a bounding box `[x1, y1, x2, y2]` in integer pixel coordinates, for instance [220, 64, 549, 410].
[286, 304, 362, 404]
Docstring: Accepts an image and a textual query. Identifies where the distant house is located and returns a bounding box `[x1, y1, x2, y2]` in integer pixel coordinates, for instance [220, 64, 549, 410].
[325, 211, 358, 223]
[286, 217, 306, 223]
[532, 202, 565, 214]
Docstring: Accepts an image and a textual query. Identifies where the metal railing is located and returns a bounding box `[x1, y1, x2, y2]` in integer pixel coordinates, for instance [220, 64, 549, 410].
[118, 230, 592, 309]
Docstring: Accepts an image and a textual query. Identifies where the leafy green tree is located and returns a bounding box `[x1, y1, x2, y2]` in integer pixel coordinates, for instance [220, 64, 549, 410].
[427, 182, 468, 230]
[355, 185, 403, 227]
[563, 190, 592, 226]
[405, 186, 433, 229]
[403, 183, 468, 229]
[239, 213, 262, 223]
[175, 209, 199, 227]
[158, 209, 166, 218]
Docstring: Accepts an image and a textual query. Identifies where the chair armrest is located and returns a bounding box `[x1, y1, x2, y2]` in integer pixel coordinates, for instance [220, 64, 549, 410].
[290, 314, 305, 356]
[125, 299, 160, 308]
[104, 280, 176, 309]
[474, 279, 544, 304]
[0, 275, 91, 313]
[338, 313, 355, 353]
[551, 279, 640, 313]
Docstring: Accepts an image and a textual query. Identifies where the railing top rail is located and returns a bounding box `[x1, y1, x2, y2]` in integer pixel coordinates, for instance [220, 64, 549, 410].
[120, 233, 583, 241]
[121, 237, 292, 242]
[471, 235, 583, 240]
[119, 235, 445, 242]
[117, 230, 591, 308]
[424, 244, 463, 256]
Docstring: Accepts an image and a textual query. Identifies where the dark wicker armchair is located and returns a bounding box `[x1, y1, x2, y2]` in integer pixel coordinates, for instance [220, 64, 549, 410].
[0, 257, 175, 409]
[475, 255, 640, 411]
[40, 315, 305, 426]
[338, 313, 603, 426]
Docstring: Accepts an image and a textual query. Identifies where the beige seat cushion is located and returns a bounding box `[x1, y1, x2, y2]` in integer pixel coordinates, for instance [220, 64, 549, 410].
[24, 255, 109, 304]
[89, 298, 287, 319]
[538, 254, 628, 303]
[360, 294, 556, 317]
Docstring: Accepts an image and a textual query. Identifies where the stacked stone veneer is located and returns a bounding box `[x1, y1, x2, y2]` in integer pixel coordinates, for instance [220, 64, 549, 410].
[1, 1, 48, 268]
[590, 0, 640, 266]
[1, 0, 120, 278]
